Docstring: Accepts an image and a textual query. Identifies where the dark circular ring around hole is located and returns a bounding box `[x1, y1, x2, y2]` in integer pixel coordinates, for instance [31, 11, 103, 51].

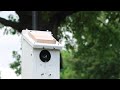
[39, 50, 51, 62]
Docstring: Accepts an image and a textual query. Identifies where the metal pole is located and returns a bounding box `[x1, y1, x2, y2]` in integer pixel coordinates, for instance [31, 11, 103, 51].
[32, 11, 38, 30]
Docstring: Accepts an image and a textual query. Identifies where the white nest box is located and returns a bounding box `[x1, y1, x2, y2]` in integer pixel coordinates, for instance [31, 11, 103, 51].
[21, 30, 63, 79]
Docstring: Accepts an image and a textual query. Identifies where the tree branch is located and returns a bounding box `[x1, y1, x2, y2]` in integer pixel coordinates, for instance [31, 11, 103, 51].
[44, 11, 77, 30]
[0, 11, 77, 33]
[0, 16, 32, 32]
[0, 17, 23, 31]
[43, 11, 77, 40]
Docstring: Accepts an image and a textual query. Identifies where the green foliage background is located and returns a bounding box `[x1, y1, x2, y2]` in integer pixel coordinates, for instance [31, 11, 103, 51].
[61, 11, 120, 79]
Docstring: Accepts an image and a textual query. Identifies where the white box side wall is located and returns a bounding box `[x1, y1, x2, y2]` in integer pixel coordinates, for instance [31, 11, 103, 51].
[21, 37, 36, 79]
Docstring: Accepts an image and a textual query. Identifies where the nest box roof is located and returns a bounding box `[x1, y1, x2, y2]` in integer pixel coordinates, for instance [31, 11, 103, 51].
[22, 30, 63, 50]
[28, 30, 56, 44]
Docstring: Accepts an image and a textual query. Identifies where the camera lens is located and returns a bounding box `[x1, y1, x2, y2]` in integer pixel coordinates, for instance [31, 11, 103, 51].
[39, 50, 51, 62]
